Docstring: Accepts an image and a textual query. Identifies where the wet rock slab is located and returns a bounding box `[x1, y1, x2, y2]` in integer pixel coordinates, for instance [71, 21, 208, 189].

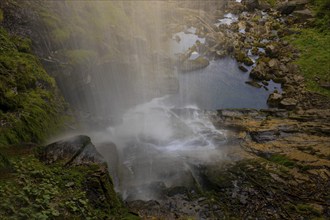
[37, 135, 105, 167]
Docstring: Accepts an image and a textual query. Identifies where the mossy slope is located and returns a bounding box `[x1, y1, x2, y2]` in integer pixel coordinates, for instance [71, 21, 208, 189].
[0, 27, 67, 147]
[0, 146, 140, 219]
[287, 0, 330, 97]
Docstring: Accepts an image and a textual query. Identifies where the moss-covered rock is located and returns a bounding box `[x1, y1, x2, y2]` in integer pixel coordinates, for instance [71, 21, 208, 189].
[0, 144, 138, 219]
[235, 50, 254, 66]
[0, 27, 67, 147]
[0, 135, 139, 219]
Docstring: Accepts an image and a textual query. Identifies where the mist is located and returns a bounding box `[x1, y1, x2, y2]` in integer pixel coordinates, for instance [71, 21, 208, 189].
[42, 0, 275, 201]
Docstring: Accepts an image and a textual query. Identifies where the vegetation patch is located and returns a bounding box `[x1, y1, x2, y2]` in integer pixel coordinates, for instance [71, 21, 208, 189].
[0, 147, 139, 219]
[286, 0, 330, 97]
[0, 27, 67, 147]
[267, 154, 296, 168]
[289, 29, 330, 96]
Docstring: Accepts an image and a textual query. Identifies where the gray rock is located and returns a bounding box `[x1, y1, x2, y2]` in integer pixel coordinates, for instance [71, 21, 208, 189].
[320, 83, 330, 90]
[280, 98, 298, 110]
[250, 61, 270, 80]
[179, 56, 210, 72]
[265, 44, 279, 58]
[245, 80, 262, 88]
[37, 135, 105, 167]
[267, 92, 283, 107]
[268, 59, 280, 70]
[279, 63, 289, 74]
[276, 0, 308, 15]
[250, 130, 279, 143]
[239, 65, 248, 72]
[242, 0, 260, 11]
[292, 9, 314, 22]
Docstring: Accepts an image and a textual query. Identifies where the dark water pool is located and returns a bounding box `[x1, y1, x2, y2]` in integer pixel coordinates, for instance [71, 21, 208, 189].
[167, 58, 280, 110]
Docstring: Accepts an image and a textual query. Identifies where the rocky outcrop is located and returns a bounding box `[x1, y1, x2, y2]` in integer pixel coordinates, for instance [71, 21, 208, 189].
[38, 135, 105, 167]
[37, 135, 121, 211]
[276, 0, 309, 15]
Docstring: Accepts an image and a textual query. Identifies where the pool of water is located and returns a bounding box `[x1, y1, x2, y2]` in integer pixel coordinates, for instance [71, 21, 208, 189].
[167, 58, 280, 109]
[169, 27, 280, 110]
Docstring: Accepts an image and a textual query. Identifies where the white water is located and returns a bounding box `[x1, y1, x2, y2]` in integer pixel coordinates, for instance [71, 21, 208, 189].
[216, 13, 238, 26]
[94, 96, 227, 200]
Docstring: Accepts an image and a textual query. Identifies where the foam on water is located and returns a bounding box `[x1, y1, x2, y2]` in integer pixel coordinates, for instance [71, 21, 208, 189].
[94, 96, 227, 200]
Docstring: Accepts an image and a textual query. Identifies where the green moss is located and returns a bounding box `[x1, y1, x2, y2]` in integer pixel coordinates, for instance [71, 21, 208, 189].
[0, 153, 11, 171]
[0, 27, 67, 147]
[252, 15, 262, 23]
[296, 204, 322, 217]
[267, 154, 296, 168]
[288, 29, 330, 96]
[260, 0, 276, 7]
[64, 49, 97, 66]
[311, 0, 330, 31]
[0, 149, 136, 219]
[0, 29, 17, 53]
[10, 35, 32, 53]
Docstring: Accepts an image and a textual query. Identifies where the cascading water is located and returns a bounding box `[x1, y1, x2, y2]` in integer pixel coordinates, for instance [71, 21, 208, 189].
[94, 96, 227, 200]
[46, 0, 280, 201]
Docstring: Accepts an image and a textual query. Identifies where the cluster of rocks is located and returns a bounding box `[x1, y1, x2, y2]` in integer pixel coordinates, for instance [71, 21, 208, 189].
[172, 0, 319, 110]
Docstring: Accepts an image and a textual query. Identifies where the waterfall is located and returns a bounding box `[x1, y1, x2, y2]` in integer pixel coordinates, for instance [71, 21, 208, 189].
[44, 0, 279, 201]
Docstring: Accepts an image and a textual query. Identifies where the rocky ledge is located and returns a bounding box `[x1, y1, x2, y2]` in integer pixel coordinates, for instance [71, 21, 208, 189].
[36, 135, 122, 213]
[127, 108, 329, 219]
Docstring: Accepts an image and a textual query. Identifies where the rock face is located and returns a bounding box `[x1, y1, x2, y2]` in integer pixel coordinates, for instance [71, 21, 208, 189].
[38, 135, 105, 167]
[37, 135, 121, 210]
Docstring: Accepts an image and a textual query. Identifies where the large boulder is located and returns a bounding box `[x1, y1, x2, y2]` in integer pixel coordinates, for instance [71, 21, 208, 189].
[267, 92, 283, 107]
[280, 98, 298, 110]
[265, 43, 280, 58]
[276, 0, 308, 15]
[37, 135, 105, 167]
[292, 9, 314, 22]
[242, 0, 260, 11]
[37, 135, 121, 210]
[178, 56, 210, 72]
